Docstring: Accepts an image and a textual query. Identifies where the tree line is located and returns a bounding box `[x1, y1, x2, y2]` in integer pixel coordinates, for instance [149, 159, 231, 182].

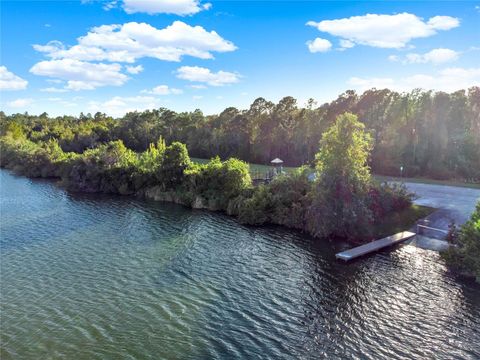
[1, 86, 479, 182]
[0, 112, 413, 242]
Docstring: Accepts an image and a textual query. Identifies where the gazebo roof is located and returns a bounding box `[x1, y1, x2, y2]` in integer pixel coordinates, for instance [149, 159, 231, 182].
[270, 158, 284, 164]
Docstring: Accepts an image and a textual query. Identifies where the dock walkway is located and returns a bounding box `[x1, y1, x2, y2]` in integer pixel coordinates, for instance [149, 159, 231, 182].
[336, 231, 416, 261]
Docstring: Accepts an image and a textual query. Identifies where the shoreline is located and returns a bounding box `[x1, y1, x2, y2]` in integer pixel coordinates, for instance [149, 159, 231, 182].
[4, 167, 478, 282]
[0, 167, 430, 247]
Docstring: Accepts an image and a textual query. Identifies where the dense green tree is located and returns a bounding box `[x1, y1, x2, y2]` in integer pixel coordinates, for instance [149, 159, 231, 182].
[157, 142, 191, 190]
[306, 113, 374, 239]
[186, 157, 252, 210]
[442, 202, 480, 282]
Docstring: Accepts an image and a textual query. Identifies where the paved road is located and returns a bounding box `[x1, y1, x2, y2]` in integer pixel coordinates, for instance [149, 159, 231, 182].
[402, 182, 480, 231]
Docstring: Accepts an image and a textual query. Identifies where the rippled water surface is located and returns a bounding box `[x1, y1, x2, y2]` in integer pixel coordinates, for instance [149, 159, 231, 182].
[1, 170, 479, 359]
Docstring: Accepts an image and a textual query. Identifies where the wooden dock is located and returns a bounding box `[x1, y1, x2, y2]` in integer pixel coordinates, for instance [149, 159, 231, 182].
[335, 231, 416, 261]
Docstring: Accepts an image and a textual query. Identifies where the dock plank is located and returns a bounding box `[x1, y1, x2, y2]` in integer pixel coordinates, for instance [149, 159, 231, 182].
[336, 231, 416, 261]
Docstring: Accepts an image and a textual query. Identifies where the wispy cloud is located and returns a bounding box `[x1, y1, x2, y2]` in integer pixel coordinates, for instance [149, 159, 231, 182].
[141, 85, 183, 95]
[389, 48, 460, 65]
[348, 67, 480, 93]
[177, 66, 240, 86]
[7, 98, 33, 108]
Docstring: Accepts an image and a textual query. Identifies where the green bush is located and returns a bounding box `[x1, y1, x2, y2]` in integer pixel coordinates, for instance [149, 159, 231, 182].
[186, 157, 252, 210]
[0, 136, 75, 178]
[156, 142, 191, 190]
[442, 202, 480, 282]
[234, 167, 311, 228]
[62, 140, 138, 193]
[368, 182, 414, 219]
[133, 138, 166, 190]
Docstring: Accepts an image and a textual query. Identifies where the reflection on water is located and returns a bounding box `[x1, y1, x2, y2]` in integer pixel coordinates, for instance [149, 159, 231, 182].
[1, 170, 479, 359]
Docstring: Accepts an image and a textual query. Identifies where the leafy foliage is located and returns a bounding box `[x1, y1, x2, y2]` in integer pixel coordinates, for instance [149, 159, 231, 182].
[442, 202, 480, 282]
[306, 113, 374, 240]
[233, 167, 311, 228]
[156, 142, 191, 190]
[63, 140, 138, 194]
[0, 110, 418, 242]
[2, 86, 479, 182]
[186, 157, 252, 210]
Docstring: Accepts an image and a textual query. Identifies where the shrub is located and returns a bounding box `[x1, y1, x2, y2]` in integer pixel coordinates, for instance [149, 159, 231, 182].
[368, 182, 414, 219]
[0, 136, 75, 178]
[185, 157, 252, 210]
[442, 201, 480, 282]
[156, 142, 191, 190]
[234, 167, 311, 228]
[62, 140, 138, 193]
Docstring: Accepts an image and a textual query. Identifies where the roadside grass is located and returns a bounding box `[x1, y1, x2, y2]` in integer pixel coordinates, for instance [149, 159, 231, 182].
[191, 157, 298, 177]
[374, 175, 480, 189]
[371, 205, 435, 240]
[191, 157, 480, 189]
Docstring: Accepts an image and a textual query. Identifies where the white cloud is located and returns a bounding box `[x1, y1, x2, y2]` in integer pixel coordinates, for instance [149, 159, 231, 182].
[45, 97, 78, 107]
[426, 16, 459, 30]
[405, 48, 459, 64]
[348, 67, 480, 93]
[123, 0, 211, 15]
[177, 66, 240, 86]
[88, 96, 163, 117]
[339, 39, 355, 49]
[103, 1, 118, 10]
[348, 77, 395, 91]
[0, 66, 28, 90]
[30, 59, 128, 90]
[126, 65, 144, 74]
[40, 87, 69, 93]
[193, 95, 203, 100]
[307, 13, 459, 49]
[7, 98, 33, 108]
[141, 85, 183, 95]
[388, 48, 460, 65]
[188, 84, 207, 89]
[33, 21, 236, 63]
[306, 38, 332, 53]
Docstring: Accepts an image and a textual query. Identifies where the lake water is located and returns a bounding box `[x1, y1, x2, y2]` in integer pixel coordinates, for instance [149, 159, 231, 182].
[1, 169, 479, 359]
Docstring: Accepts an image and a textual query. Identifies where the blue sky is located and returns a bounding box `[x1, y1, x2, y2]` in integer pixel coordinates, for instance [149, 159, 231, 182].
[1, 0, 479, 117]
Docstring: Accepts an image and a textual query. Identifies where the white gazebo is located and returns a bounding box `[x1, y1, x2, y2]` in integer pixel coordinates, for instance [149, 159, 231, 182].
[270, 158, 284, 175]
[270, 158, 284, 165]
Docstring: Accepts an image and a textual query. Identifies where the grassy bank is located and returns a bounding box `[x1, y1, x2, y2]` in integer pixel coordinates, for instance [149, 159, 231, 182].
[193, 158, 480, 189]
[191, 157, 298, 177]
[374, 175, 480, 189]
